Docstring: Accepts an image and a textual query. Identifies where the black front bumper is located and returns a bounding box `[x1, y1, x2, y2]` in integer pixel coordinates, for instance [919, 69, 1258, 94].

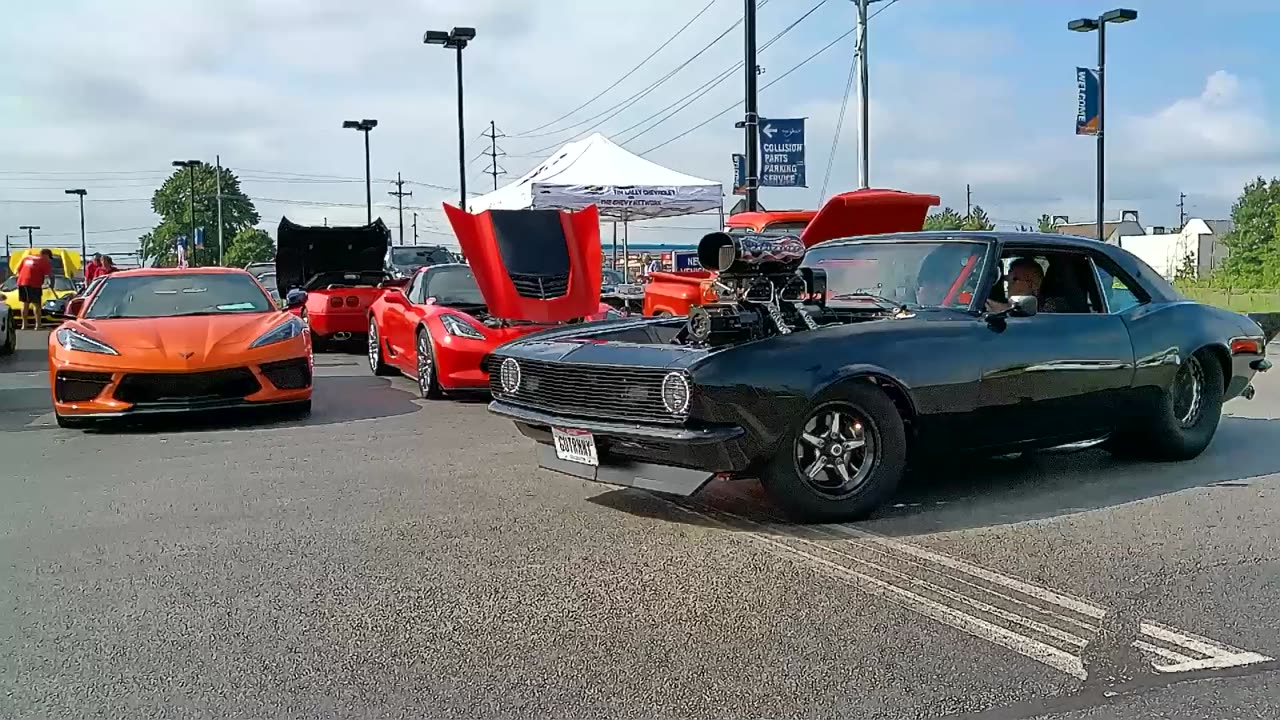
[64, 398, 305, 421]
[488, 399, 753, 497]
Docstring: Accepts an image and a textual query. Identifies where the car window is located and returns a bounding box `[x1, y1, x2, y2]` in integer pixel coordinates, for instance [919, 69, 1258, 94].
[407, 271, 426, 304]
[1092, 258, 1144, 313]
[0, 277, 15, 292]
[424, 266, 485, 306]
[804, 240, 990, 309]
[53, 276, 76, 291]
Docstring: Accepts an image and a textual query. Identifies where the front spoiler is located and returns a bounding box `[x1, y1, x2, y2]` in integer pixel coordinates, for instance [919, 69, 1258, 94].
[489, 399, 751, 497]
[59, 397, 307, 420]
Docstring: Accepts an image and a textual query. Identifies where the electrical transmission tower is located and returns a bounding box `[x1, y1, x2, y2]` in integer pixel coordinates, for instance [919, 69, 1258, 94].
[482, 120, 508, 191]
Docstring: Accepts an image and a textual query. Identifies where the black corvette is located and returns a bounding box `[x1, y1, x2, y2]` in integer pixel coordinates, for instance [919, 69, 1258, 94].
[486, 229, 1271, 522]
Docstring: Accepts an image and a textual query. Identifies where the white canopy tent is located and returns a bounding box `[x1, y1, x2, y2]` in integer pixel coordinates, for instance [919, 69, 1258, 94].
[468, 134, 722, 279]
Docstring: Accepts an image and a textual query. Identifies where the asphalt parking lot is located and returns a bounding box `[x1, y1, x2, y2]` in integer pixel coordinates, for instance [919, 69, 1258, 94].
[2, 329, 1278, 719]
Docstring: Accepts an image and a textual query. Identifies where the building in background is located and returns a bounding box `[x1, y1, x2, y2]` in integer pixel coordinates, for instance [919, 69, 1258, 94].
[1116, 218, 1232, 280]
[1053, 210, 1146, 243]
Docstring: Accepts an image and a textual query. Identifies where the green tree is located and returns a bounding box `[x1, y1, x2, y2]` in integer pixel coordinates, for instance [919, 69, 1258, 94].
[1036, 214, 1058, 233]
[140, 163, 261, 267]
[962, 205, 994, 231]
[223, 228, 275, 268]
[924, 207, 965, 231]
[1212, 176, 1280, 289]
[1174, 250, 1198, 283]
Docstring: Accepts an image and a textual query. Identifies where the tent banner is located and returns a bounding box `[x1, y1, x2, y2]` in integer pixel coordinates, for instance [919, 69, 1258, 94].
[532, 183, 722, 219]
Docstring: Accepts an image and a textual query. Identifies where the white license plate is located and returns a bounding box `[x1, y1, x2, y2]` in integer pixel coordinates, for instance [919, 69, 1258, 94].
[552, 427, 599, 466]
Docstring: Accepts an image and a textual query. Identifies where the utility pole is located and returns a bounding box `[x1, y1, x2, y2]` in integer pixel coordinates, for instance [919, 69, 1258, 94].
[742, 0, 761, 211]
[482, 120, 507, 191]
[965, 184, 972, 218]
[20, 225, 39, 249]
[64, 189, 87, 259]
[412, 212, 419, 245]
[388, 172, 413, 245]
[216, 155, 225, 266]
[4, 234, 12, 261]
[1177, 192, 1187, 229]
[855, 0, 871, 188]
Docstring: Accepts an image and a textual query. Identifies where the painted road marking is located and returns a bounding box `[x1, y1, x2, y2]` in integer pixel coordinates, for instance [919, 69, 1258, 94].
[661, 496, 1271, 682]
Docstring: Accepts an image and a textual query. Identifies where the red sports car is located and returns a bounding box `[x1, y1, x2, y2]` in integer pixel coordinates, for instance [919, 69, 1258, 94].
[365, 204, 616, 398]
[274, 216, 393, 351]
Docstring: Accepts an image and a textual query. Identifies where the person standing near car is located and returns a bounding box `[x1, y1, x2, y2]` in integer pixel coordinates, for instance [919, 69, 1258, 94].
[99, 255, 117, 275]
[84, 253, 103, 283]
[16, 248, 55, 331]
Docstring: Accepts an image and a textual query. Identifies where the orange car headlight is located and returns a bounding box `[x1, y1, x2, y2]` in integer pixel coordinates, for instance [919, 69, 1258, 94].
[250, 316, 306, 349]
[55, 327, 120, 355]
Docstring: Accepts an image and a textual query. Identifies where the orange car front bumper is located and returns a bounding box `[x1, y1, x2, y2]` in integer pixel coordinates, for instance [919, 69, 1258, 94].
[49, 347, 313, 418]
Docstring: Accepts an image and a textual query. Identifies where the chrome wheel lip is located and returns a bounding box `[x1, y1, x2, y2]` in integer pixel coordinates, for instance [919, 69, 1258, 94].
[417, 333, 433, 395]
[1173, 354, 1205, 428]
[367, 320, 380, 372]
[793, 402, 877, 499]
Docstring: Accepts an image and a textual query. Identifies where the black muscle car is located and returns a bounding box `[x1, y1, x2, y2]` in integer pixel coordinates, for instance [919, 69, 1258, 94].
[486, 230, 1272, 522]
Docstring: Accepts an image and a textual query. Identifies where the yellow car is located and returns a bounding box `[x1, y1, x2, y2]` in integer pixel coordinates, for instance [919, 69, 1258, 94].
[2, 274, 79, 322]
[5, 248, 83, 322]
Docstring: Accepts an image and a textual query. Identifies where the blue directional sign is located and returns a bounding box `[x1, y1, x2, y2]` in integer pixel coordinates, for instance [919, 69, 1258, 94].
[758, 118, 806, 188]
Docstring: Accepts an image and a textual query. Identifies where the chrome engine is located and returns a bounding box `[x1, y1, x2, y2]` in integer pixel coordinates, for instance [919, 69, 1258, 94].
[681, 230, 827, 347]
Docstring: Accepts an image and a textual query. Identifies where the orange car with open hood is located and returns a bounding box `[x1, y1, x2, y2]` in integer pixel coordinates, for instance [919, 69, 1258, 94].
[48, 266, 313, 428]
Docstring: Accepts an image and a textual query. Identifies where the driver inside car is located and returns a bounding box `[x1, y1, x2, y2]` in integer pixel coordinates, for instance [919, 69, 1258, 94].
[914, 245, 982, 307]
[985, 257, 1063, 313]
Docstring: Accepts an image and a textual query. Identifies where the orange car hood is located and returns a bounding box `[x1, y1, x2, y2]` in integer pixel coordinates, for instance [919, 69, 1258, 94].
[74, 313, 291, 365]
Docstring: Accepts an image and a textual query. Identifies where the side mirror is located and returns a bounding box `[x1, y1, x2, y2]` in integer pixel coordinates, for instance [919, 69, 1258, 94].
[285, 289, 308, 309]
[385, 288, 410, 305]
[66, 297, 86, 318]
[1008, 295, 1038, 317]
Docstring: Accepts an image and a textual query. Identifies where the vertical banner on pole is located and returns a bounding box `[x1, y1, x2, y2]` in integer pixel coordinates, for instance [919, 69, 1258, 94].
[732, 154, 747, 196]
[1075, 67, 1100, 136]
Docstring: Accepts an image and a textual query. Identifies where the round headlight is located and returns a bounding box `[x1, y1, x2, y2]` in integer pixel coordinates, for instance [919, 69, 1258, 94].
[499, 357, 521, 394]
[661, 372, 691, 415]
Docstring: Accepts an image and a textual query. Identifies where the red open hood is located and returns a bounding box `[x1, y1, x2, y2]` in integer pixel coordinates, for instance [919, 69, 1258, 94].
[800, 188, 940, 248]
[441, 204, 603, 323]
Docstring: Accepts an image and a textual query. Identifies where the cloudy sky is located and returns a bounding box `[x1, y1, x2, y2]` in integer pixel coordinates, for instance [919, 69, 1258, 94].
[2, 0, 1277, 258]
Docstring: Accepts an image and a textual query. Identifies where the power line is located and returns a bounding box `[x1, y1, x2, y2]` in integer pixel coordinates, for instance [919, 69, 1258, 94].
[820, 33, 859, 202]
[510, 0, 772, 152]
[618, 0, 831, 147]
[641, 0, 899, 156]
[388, 172, 413, 245]
[509, 0, 720, 137]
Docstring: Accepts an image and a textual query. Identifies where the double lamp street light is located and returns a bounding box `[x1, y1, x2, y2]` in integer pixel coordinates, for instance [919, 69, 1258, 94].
[424, 26, 476, 209]
[1068, 8, 1137, 246]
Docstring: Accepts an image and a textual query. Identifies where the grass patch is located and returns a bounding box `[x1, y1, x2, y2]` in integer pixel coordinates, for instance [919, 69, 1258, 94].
[1180, 287, 1280, 313]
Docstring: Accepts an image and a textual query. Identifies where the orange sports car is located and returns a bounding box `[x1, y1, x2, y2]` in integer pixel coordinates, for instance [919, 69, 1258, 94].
[48, 266, 313, 429]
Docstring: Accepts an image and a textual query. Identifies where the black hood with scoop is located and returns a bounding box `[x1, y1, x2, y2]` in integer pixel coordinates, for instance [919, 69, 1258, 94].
[275, 216, 391, 295]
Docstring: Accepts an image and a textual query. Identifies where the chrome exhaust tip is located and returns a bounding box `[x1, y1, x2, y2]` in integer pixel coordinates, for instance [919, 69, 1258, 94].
[1242, 384, 1256, 400]
[333, 331, 353, 341]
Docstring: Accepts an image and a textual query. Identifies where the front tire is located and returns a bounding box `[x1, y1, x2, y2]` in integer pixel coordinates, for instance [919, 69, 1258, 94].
[1123, 350, 1224, 461]
[759, 382, 907, 523]
[415, 328, 443, 400]
[367, 318, 395, 376]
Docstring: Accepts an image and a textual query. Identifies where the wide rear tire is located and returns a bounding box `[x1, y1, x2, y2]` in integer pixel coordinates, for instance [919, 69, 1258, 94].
[415, 329, 443, 400]
[367, 317, 396, 376]
[759, 382, 907, 523]
[1125, 350, 1225, 461]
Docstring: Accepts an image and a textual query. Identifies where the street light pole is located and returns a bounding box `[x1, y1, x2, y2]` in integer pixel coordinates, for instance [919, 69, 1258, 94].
[64, 189, 87, 259]
[1069, 8, 1137, 246]
[342, 120, 379, 224]
[171, 160, 200, 264]
[425, 26, 477, 209]
[20, 225, 40, 249]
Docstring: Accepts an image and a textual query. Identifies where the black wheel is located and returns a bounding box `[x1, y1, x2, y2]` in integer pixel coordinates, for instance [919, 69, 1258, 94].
[54, 412, 92, 429]
[415, 328, 443, 399]
[0, 316, 14, 356]
[759, 382, 907, 523]
[366, 317, 395, 376]
[1126, 350, 1224, 461]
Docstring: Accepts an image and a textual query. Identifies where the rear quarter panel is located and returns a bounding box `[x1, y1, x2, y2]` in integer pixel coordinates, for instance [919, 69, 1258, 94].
[1121, 300, 1262, 401]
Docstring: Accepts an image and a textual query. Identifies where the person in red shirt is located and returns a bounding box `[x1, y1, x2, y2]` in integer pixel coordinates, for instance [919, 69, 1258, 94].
[100, 255, 117, 275]
[84, 253, 103, 283]
[15, 249, 55, 331]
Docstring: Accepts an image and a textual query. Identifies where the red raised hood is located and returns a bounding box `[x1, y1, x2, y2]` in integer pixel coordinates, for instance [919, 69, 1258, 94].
[799, 188, 941, 248]
[442, 204, 604, 323]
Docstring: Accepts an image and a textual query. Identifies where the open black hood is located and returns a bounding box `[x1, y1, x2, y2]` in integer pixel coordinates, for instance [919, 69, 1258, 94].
[275, 216, 390, 294]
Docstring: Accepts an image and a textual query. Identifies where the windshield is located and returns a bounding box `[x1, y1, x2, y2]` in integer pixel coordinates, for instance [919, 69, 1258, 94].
[803, 239, 991, 309]
[0, 275, 73, 292]
[391, 247, 455, 268]
[602, 269, 623, 285]
[1, 277, 14, 292]
[426, 266, 485, 306]
[84, 273, 274, 319]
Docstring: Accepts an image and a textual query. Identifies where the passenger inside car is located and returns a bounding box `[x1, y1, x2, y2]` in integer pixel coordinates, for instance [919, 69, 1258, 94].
[985, 253, 1101, 314]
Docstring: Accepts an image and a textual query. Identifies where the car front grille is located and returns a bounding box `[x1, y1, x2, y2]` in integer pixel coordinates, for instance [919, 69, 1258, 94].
[55, 371, 113, 403]
[259, 358, 311, 390]
[509, 272, 569, 300]
[489, 357, 679, 424]
[114, 368, 261, 405]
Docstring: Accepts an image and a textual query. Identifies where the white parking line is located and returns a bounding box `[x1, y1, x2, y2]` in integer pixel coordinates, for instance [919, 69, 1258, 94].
[662, 496, 1271, 682]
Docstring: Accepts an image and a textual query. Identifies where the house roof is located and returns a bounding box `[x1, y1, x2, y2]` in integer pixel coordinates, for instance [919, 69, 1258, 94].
[1203, 219, 1234, 235]
[1053, 222, 1125, 240]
